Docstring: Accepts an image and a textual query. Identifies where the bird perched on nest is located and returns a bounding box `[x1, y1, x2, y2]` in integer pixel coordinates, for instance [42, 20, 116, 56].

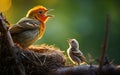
[9, 5, 53, 49]
[67, 39, 87, 65]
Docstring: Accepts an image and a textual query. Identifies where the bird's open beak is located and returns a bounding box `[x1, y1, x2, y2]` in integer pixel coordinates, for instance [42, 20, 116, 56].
[46, 9, 54, 17]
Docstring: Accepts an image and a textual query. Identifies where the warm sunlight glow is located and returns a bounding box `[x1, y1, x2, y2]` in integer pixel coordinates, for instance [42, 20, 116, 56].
[0, 0, 12, 12]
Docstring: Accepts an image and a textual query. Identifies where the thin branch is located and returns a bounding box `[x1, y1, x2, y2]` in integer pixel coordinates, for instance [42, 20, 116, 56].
[0, 12, 14, 48]
[99, 15, 110, 74]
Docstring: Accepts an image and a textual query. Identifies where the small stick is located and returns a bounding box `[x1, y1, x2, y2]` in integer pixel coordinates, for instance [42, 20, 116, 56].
[98, 15, 110, 74]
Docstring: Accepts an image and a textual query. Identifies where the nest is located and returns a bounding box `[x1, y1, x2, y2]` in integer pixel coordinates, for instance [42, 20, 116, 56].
[0, 43, 66, 75]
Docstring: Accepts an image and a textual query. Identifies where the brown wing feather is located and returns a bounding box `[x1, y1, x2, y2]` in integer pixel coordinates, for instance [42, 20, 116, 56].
[9, 17, 40, 34]
[72, 50, 86, 62]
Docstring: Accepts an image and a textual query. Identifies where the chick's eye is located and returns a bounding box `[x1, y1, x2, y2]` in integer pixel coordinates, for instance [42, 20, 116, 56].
[71, 41, 74, 43]
[39, 11, 43, 14]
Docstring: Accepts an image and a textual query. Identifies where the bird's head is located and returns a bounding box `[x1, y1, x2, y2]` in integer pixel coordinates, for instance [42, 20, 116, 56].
[67, 39, 79, 49]
[26, 5, 53, 23]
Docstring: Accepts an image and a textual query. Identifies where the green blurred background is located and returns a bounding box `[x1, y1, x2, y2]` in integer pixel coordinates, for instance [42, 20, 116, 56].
[1, 0, 120, 64]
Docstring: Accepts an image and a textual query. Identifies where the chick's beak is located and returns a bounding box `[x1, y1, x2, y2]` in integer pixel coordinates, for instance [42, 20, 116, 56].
[46, 9, 54, 17]
[67, 39, 72, 43]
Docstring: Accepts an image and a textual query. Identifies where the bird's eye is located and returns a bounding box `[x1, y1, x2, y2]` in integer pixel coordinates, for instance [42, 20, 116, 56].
[39, 11, 43, 14]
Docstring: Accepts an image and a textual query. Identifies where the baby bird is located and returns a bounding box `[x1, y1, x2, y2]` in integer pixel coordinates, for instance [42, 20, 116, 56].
[67, 39, 87, 65]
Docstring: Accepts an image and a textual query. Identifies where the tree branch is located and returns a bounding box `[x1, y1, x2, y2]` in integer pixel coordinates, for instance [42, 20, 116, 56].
[50, 64, 120, 75]
[0, 13, 14, 48]
[0, 13, 26, 75]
